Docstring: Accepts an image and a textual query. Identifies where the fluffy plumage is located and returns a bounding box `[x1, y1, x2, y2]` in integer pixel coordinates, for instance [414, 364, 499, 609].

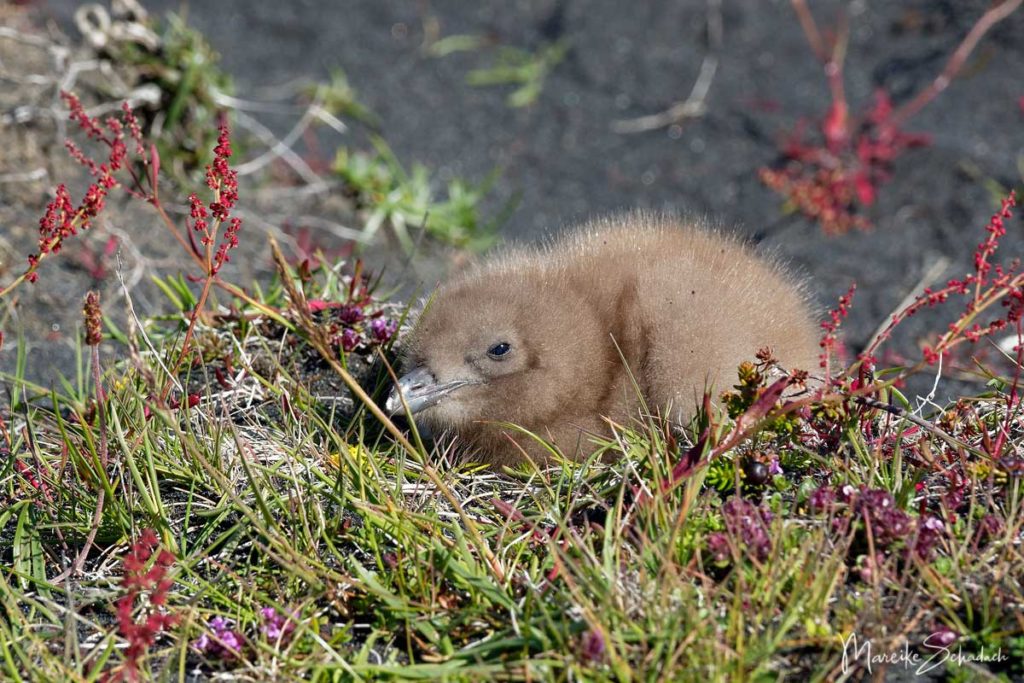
[387, 213, 820, 467]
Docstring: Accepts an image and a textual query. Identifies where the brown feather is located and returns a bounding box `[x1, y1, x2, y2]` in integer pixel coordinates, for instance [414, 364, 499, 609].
[397, 212, 820, 467]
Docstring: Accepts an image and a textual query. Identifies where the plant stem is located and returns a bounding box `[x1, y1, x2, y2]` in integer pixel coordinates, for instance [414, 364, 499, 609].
[790, 0, 826, 64]
[58, 343, 110, 580]
[887, 0, 1023, 130]
[159, 273, 215, 403]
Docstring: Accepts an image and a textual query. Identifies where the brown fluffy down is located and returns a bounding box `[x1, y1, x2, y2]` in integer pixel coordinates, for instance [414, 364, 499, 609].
[395, 213, 820, 468]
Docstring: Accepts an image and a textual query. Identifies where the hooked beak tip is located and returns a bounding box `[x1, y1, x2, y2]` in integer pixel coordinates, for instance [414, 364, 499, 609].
[386, 366, 475, 416]
[386, 365, 438, 416]
[384, 388, 404, 416]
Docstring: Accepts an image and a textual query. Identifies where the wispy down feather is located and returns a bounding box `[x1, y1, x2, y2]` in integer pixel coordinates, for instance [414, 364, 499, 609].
[388, 213, 820, 467]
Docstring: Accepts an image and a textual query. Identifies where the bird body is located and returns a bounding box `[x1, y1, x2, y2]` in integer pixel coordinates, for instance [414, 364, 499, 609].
[388, 213, 820, 467]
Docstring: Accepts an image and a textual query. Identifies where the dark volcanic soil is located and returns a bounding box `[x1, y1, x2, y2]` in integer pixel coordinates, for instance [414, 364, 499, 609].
[7, 0, 1024, 399]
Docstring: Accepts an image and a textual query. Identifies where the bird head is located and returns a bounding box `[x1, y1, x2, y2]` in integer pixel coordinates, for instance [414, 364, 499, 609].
[386, 272, 603, 433]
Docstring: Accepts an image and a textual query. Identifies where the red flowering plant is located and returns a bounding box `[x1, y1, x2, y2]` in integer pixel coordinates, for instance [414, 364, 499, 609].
[0, 90, 406, 410]
[838, 195, 1021, 440]
[2, 93, 150, 290]
[305, 259, 400, 354]
[100, 529, 179, 683]
[860, 193, 1021, 370]
[667, 195, 1024, 634]
[0, 91, 284, 404]
[649, 192, 1022, 553]
[760, 0, 1021, 235]
[187, 125, 242, 275]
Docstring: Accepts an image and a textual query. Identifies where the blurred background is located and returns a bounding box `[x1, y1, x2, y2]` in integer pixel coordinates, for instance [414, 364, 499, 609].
[3, 0, 1024, 396]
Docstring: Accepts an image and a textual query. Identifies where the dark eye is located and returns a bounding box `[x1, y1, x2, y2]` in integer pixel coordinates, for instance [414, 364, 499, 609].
[487, 342, 511, 359]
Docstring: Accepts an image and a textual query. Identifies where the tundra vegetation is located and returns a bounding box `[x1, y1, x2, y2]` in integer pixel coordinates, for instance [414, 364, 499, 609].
[0, 2, 1022, 681]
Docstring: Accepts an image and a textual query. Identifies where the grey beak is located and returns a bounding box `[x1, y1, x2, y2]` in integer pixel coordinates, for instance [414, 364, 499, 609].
[385, 366, 475, 415]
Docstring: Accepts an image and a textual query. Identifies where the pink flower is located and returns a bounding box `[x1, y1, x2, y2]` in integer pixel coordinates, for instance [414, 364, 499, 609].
[340, 328, 361, 352]
[194, 616, 243, 659]
[369, 317, 397, 344]
[260, 607, 296, 642]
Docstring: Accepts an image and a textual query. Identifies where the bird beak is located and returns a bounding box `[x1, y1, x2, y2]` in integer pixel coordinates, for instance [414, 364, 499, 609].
[385, 366, 474, 415]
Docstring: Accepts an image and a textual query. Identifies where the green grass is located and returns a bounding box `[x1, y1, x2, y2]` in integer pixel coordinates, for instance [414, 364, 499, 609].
[2, 11, 1021, 677]
[427, 35, 568, 108]
[2, 256, 1022, 682]
[332, 137, 509, 252]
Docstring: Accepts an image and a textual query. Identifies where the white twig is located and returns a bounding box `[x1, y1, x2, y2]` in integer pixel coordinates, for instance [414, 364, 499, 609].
[251, 180, 339, 200]
[612, 0, 722, 134]
[0, 73, 57, 86]
[56, 58, 104, 92]
[103, 222, 148, 302]
[230, 101, 328, 187]
[0, 26, 56, 48]
[914, 354, 945, 417]
[274, 214, 370, 243]
[214, 90, 348, 137]
[0, 168, 47, 184]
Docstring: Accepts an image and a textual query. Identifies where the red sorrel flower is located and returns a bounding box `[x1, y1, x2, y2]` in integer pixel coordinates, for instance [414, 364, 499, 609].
[819, 283, 855, 374]
[83, 291, 103, 346]
[10, 93, 153, 291]
[187, 116, 242, 274]
[102, 529, 178, 682]
[861, 192, 1018, 367]
[761, 1, 1018, 234]
[760, 90, 929, 235]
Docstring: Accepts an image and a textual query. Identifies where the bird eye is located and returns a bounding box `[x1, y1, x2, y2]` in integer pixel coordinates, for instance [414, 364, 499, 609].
[487, 342, 511, 359]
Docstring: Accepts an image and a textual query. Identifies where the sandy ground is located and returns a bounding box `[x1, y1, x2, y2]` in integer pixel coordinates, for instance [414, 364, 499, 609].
[4, 0, 1024, 398]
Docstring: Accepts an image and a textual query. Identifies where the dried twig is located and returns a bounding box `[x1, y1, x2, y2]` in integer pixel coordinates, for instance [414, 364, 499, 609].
[230, 107, 326, 187]
[856, 395, 973, 455]
[612, 0, 721, 134]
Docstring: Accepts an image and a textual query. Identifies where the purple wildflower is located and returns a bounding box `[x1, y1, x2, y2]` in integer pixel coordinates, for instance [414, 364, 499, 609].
[808, 485, 836, 513]
[194, 615, 242, 659]
[369, 317, 397, 344]
[260, 607, 296, 643]
[337, 304, 364, 325]
[838, 484, 857, 502]
[580, 628, 606, 663]
[716, 497, 774, 562]
[339, 328, 360, 352]
[943, 482, 966, 513]
[974, 514, 1004, 546]
[857, 552, 884, 583]
[855, 488, 911, 547]
[706, 532, 731, 564]
[924, 625, 958, 651]
[913, 515, 945, 560]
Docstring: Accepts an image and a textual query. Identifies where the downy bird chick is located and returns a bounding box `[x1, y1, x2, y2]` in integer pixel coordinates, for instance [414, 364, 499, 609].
[386, 213, 820, 468]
